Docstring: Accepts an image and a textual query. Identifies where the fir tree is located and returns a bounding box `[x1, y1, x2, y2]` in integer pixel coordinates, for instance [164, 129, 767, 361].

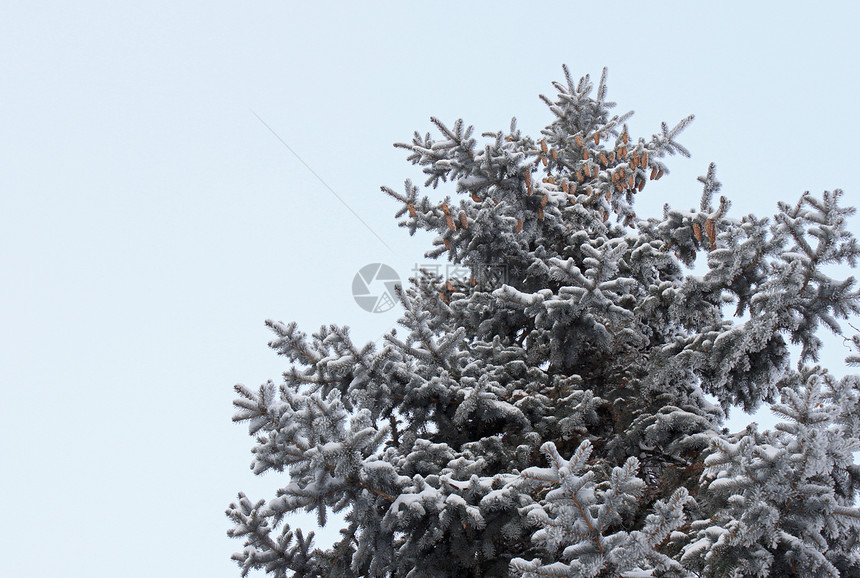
[227, 67, 860, 577]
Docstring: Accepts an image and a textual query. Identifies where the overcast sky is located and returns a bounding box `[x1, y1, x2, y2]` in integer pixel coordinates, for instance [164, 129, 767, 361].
[2, 2, 859, 577]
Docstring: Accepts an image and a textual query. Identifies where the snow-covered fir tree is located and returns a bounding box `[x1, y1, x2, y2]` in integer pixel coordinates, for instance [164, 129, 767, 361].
[227, 67, 860, 577]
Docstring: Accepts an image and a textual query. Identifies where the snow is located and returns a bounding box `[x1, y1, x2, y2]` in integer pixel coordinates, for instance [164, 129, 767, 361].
[681, 537, 713, 562]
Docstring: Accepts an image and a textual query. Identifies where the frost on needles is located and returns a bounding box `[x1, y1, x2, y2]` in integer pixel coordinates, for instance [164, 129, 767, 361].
[226, 67, 860, 577]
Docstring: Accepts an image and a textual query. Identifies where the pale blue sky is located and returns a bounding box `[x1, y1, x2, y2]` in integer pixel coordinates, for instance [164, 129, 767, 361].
[2, 2, 859, 577]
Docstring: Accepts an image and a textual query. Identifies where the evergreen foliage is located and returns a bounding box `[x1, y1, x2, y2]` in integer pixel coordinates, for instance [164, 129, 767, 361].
[227, 67, 860, 577]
